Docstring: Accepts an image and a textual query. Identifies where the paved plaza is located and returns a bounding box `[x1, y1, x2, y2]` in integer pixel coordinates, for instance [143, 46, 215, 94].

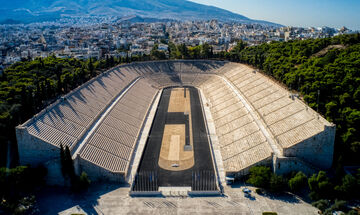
[36, 183, 318, 215]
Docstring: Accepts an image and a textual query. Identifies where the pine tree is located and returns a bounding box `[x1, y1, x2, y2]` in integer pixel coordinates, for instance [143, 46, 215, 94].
[105, 55, 110, 68]
[109, 56, 115, 67]
[126, 53, 130, 63]
[64, 145, 75, 179]
[55, 64, 63, 94]
[60, 143, 66, 177]
[88, 58, 95, 77]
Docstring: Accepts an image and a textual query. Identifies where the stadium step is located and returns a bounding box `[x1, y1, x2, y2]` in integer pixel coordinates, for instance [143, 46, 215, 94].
[159, 187, 191, 197]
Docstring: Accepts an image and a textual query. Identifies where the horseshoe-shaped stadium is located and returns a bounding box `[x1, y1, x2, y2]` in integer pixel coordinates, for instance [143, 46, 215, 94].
[16, 60, 335, 193]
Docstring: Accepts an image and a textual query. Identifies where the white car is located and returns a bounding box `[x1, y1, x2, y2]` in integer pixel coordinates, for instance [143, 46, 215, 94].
[242, 188, 251, 194]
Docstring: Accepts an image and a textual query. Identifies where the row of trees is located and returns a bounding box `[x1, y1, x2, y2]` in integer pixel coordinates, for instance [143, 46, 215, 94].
[246, 166, 305, 193]
[60, 144, 90, 191]
[148, 42, 214, 60]
[246, 166, 360, 214]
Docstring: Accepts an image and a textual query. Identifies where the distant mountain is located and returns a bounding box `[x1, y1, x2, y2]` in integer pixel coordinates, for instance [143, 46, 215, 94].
[0, 19, 22, 25]
[115, 15, 175, 23]
[0, 0, 281, 26]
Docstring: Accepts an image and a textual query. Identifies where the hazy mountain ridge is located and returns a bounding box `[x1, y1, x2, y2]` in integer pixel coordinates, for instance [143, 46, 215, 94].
[0, 0, 281, 26]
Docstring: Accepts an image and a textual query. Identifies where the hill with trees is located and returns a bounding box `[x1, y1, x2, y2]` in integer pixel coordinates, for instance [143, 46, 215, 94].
[0, 55, 125, 166]
[222, 34, 360, 167]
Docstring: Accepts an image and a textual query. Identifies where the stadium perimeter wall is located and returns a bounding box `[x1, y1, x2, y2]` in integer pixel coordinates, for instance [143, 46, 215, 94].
[273, 157, 318, 175]
[75, 157, 125, 183]
[16, 127, 60, 166]
[16, 127, 67, 185]
[226, 156, 273, 178]
[283, 125, 336, 170]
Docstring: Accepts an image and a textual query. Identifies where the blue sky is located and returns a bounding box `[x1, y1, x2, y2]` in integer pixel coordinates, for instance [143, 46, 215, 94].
[191, 0, 360, 30]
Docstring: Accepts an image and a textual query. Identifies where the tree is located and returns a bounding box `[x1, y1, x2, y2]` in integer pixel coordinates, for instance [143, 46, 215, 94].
[70, 171, 91, 192]
[125, 53, 130, 63]
[346, 210, 359, 215]
[88, 58, 95, 77]
[59, 143, 93, 191]
[334, 174, 358, 199]
[188, 46, 201, 59]
[312, 199, 330, 212]
[246, 166, 271, 188]
[168, 42, 181, 59]
[65, 145, 75, 177]
[308, 171, 333, 200]
[288, 171, 307, 192]
[150, 44, 167, 60]
[78, 171, 91, 190]
[178, 44, 189, 59]
[234, 40, 247, 52]
[201, 43, 212, 59]
[228, 40, 248, 62]
[60, 145, 75, 180]
[60, 143, 66, 177]
[323, 200, 347, 215]
[269, 174, 287, 192]
[0, 165, 46, 214]
[1, 56, 113, 167]
[55, 63, 63, 93]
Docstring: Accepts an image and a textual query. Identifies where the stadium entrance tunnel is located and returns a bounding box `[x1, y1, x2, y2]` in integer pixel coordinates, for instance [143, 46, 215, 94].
[131, 87, 218, 193]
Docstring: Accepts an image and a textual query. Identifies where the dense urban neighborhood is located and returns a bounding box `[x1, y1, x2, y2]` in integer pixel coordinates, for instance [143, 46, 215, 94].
[0, 17, 354, 69]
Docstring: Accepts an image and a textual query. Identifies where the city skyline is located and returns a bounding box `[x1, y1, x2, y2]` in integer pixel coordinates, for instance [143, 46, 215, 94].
[191, 0, 360, 30]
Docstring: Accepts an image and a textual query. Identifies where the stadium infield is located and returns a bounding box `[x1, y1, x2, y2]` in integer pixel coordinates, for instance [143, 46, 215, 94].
[134, 87, 215, 189]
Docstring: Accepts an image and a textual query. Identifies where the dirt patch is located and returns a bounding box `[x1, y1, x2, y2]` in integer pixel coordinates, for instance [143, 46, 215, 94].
[158, 124, 194, 171]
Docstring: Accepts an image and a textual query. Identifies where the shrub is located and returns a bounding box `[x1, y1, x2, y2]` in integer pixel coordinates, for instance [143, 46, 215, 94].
[309, 191, 321, 201]
[334, 174, 358, 199]
[72, 171, 91, 192]
[323, 200, 348, 215]
[246, 166, 271, 188]
[330, 200, 347, 212]
[312, 199, 330, 212]
[312, 199, 348, 215]
[262, 212, 277, 215]
[269, 174, 287, 193]
[288, 171, 307, 192]
[79, 172, 91, 188]
[345, 210, 358, 215]
[0, 166, 46, 214]
[308, 171, 333, 200]
[255, 188, 263, 194]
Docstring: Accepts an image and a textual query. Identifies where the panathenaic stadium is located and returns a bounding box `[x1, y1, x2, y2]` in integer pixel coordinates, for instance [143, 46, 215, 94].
[16, 60, 335, 194]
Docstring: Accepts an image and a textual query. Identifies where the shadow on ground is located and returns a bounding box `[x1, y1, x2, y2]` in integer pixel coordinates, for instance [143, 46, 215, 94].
[262, 192, 300, 204]
[35, 183, 126, 214]
[229, 182, 301, 204]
